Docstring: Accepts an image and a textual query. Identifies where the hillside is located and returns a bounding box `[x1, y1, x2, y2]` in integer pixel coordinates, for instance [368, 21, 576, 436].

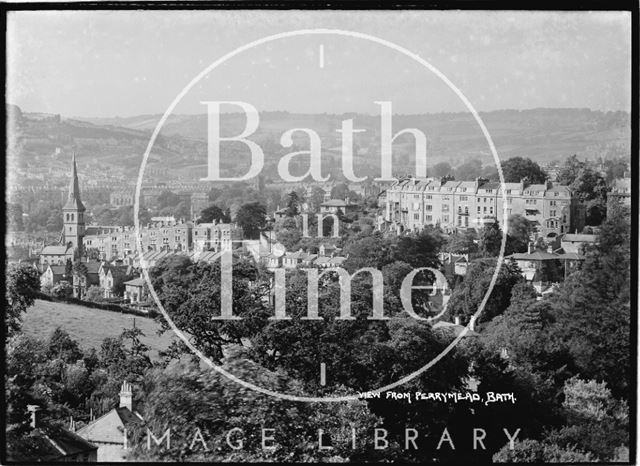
[22, 299, 176, 360]
[7, 105, 630, 184]
[79, 107, 631, 165]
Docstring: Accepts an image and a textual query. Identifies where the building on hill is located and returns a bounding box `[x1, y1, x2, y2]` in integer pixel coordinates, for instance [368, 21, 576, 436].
[39, 244, 75, 268]
[560, 233, 598, 254]
[72, 260, 101, 299]
[63, 152, 86, 252]
[40, 264, 69, 289]
[38, 154, 85, 267]
[384, 176, 583, 237]
[609, 176, 631, 207]
[76, 382, 144, 462]
[109, 190, 134, 208]
[98, 262, 134, 299]
[123, 278, 148, 304]
[320, 199, 359, 215]
[193, 222, 243, 253]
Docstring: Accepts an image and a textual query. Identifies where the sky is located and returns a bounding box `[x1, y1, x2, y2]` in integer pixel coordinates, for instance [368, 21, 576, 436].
[6, 10, 632, 117]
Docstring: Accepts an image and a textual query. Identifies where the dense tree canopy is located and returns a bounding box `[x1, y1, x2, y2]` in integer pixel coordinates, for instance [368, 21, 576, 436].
[234, 202, 267, 239]
[490, 157, 548, 184]
[5, 263, 40, 336]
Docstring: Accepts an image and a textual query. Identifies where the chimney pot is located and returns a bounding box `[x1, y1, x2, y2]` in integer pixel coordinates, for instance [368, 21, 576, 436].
[119, 381, 133, 411]
[27, 405, 42, 428]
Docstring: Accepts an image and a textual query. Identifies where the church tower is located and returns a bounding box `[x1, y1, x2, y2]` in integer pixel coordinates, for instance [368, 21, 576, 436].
[62, 153, 86, 252]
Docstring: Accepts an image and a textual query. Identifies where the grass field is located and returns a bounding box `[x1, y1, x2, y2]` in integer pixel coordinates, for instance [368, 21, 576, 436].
[22, 300, 176, 359]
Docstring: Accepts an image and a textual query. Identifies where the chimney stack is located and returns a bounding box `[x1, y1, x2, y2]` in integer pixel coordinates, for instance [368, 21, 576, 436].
[27, 405, 42, 429]
[119, 381, 133, 411]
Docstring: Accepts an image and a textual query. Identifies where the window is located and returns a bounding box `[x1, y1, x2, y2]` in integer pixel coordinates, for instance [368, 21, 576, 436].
[483, 206, 487, 213]
[506, 189, 511, 194]
[442, 205, 449, 212]
[443, 215, 449, 222]
[550, 210, 556, 217]
[489, 207, 494, 215]
[425, 205, 432, 211]
[426, 195, 433, 200]
[477, 206, 481, 213]
[413, 214, 419, 220]
[550, 200, 556, 206]
[426, 215, 432, 221]
[460, 196, 468, 201]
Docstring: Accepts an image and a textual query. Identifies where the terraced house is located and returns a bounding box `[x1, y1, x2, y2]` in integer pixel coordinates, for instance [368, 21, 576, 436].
[385, 177, 584, 239]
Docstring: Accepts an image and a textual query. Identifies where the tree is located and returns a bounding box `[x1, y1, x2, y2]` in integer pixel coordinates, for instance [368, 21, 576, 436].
[445, 229, 478, 255]
[128, 352, 391, 462]
[489, 157, 547, 184]
[198, 204, 230, 224]
[284, 191, 300, 217]
[150, 255, 270, 363]
[493, 439, 596, 463]
[447, 258, 524, 325]
[330, 182, 350, 200]
[308, 186, 326, 212]
[556, 154, 585, 185]
[543, 377, 629, 460]
[5, 263, 40, 336]
[156, 190, 181, 210]
[47, 327, 83, 363]
[52, 281, 72, 299]
[507, 214, 535, 252]
[480, 221, 503, 257]
[275, 217, 301, 251]
[431, 161, 453, 178]
[547, 205, 630, 397]
[603, 157, 628, 183]
[85, 285, 104, 302]
[454, 158, 483, 180]
[235, 202, 267, 239]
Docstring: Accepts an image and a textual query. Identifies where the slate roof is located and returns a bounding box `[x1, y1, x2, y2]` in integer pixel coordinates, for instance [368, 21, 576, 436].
[77, 407, 143, 445]
[49, 265, 67, 276]
[8, 425, 97, 462]
[123, 278, 145, 287]
[41, 245, 72, 255]
[562, 234, 597, 243]
[507, 251, 559, 261]
[321, 199, 354, 207]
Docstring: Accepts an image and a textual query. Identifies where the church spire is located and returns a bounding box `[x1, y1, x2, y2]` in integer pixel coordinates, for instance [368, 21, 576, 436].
[63, 152, 85, 211]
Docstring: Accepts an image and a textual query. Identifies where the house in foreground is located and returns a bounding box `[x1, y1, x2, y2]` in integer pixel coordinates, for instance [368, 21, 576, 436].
[76, 382, 144, 462]
[7, 405, 97, 462]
